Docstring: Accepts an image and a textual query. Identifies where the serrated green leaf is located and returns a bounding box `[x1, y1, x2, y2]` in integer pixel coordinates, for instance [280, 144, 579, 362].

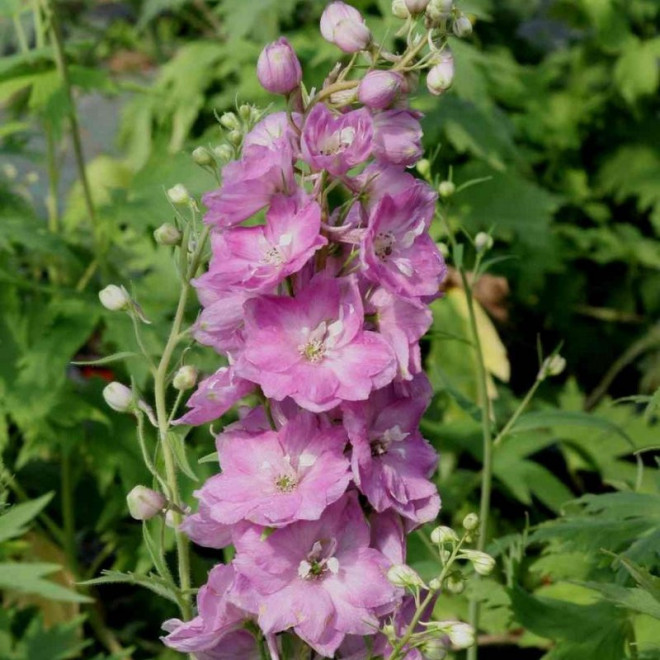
[0, 492, 53, 543]
[167, 429, 198, 481]
[0, 563, 91, 603]
[580, 582, 660, 619]
[79, 569, 179, 604]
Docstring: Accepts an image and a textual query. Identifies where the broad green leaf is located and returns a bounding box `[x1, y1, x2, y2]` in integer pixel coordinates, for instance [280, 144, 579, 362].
[614, 38, 660, 103]
[0, 563, 91, 603]
[0, 493, 53, 543]
[80, 569, 179, 604]
[580, 582, 660, 619]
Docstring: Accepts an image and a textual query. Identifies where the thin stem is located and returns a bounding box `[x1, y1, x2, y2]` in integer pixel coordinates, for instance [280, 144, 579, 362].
[61, 451, 79, 576]
[42, 0, 101, 266]
[12, 12, 29, 53]
[492, 379, 542, 447]
[45, 120, 60, 234]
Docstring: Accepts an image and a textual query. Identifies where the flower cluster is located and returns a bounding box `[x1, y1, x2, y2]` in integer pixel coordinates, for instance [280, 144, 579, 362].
[162, 2, 465, 657]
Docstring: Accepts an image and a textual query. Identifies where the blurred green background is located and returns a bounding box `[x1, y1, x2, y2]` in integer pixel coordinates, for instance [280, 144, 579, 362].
[0, 0, 659, 658]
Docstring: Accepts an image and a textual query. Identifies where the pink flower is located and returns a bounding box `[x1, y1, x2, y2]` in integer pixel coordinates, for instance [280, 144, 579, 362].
[192, 413, 351, 527]
[243, 111, 301, 151]
[320, 2, 371, 53]
[372, 110, 423, 166]
[237, 276, 397, 412]
[361, 183, 446, 300]
[174, 366, 256, 426]
[198, 194, 326, 292]
[203, 143, 295, 228]
[232, 493, 398, 656]
[257, 37, 302, 95]
[427, 51, 454, 95]
[358, 70, 404, 109]
[161, 564, 249, 654]
[367, 286, 432, 380]
[301, 104, 373, 176]
[342, 377, 441, 526]
[179, 501, 233, 549]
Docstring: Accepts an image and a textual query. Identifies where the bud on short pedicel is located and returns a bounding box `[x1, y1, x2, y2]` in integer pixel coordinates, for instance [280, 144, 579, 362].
[358, 70, 404, 109]
[438, 180, 456, 198]
[192, 146, 214, 167]
[173, 365, 198, 391]
[446, 622, 475, 649]
[445, 572, 465, 594]
[321, 2, 372, 53]
[257, 38, 303, 95]
[213, 144, 234, 163]
[126, 485, 165, 521]
[404, 0, 430, 14]
[453, 14, 473, 37]
[427, 52, 454, 95]
[392, 0, 410, 18]
[538, 354, 566, 380]
[431, 525, 459, 545]
[462, 550, 495, 576]
[462, 513, 479, 531]
[474, 232, 493, 252]
[103, 382, 134, 413]
[154, 223, 182, 246]
[167, 184, 190, 206]
[99, 284, 131, 311]
[427, 0, 453, 22]
[387, 564, 425, 588]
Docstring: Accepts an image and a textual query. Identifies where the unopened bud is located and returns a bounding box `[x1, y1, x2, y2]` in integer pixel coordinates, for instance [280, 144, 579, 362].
[462, 513, 479, 531]
[438, 180, 456, 198]
[427, 51, 454, 95]
[167, 184, 190, 206]
[537, 355, 566, 380]
[405, 0, 430, 14]
[421, 639, 447, 660]
[213, 144, 234, 163]
[192, 146, 214, 167]
[387, 564, 425, 588]
[381, 622, 396, 639]
[445, 572, 465, 594]
[173, 365, 198, 391]
[416, 158, 431, 179]
[219, 112, 241, 130]
[99, 284, 131, 311]
[427, 0, 453, 22]
[153, 223, 182, 246]
[429, 577, 442, 590]
[126, 486, 165, 521]
[446, 622, 475, 649]
[462, 550, 495, 576]
[437, 242, 449, 258]
[392, 0, 410, 18]
[239, 104, 253, 122]
[474, 232, 493, 252]
[228, 130, 242, 146]
[321, 1, 372, 53]
[103, 382, 134, 412]
[453, 14, 473, 38]
[257, 37, 303, 95]
[430, 525, 458, 545]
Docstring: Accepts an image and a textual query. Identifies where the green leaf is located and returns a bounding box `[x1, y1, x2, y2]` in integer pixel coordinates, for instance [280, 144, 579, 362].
[80, 569, 179, 604]
[0, 493, 53, 543]
[142, 518, 174, 585]
[614, 38, 660, 103]
[580, 581, 660, 619]
[0, 563, 91, 603]
[71, 352, 141, 366]
[167, 429, 198, 481]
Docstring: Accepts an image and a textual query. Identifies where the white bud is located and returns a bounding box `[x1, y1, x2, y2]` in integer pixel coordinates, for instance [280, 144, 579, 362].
[436, 242, 449, 258]
[461, 550, 495, 576]
[103, 382, 134, 412]
[228, 130, 242, 146]
[462, 513, 479, 531]
[98, 284, 131, 311]
[474, 232, 493, 252]
[453, 14, 473, 38]
[213, 144, 234, 163]
[192, 146, 214, 167]
[421, 639, 447, 660]
[438, 180, 456, 198]
[153, 223, 182, 246]
[126, 486, 165, 521]
[173, 365, 198, 391]
[446, 622, 475, 649]
[445, 572, 465, 594]
[167, 184, 191, 206]
[416, 158, 431, 179]
[429, 577, 442, 590]
[387, 564, 425, 588]
[239, 104, 253, 122]
[392, 0, 410, 18]
[219, 111, 241, 130]
[426, 0, 453, 23]
[538, 354, 566, 380]
[404, 0, 429, 14]
[430, 525, 458, 545]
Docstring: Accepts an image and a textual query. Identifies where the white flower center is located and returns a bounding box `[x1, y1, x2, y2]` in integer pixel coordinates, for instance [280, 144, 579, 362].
[370, 425, 409, 457]
[319, 126, 356, 156]
[297, 539, 340, 580]
[297, 320, 344, 363]
[374, 231, 396, 260]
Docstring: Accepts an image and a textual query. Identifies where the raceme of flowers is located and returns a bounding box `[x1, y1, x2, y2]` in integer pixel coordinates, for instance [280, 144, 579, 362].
[162, 1, 459, 657]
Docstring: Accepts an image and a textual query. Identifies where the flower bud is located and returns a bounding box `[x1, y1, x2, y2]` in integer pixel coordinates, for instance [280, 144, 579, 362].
[239, 104, 253, 122]
[446, 622, 475, 649]
[474, 232, 493, 252]
[427, 52, 454, 95]
[213, 144, 234, 163]
[358, 70, 404, 109]
[103, 382, 134, 413]
[167, 184, 190, 206]
[257, 37, 303, 95]
[421, 639, 447, 660]
[321, 1, 371, 53]
[405, 0, 430, 13]
[438, 180, 456, 198]
[453, 14, 473, 38]
[436, 242, 449, 258]
[192, 146, 214, 167]
[381, 622, 396, 640]
[416, 158, 431, 179]
[219, 112, 241, 131]
[462, 550, 495, 576]
[153, 223, 182, 246]
[429, 577, 442, 590]
[387, 564, 425, 588]
[462, 513, 479, 531]
[537, 355, 566, 380]
[126, 486, 165, 521]
[392, 0, 410, 18]
[430, 525, 458, 545]
[427, 0, 453, 22]
[228, 130, 242, 146]
[99, 284, 131, 311]
[445, 572, 465, 594]
[173, 365, 198, 391]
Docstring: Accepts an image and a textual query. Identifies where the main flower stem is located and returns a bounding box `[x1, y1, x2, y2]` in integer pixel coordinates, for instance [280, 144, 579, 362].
[153, 226, 210, 620]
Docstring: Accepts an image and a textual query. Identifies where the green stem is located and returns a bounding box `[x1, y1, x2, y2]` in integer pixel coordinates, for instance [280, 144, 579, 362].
[61, 450, 79, 576]
[12, 12, 29, 53]
[492, 379, 542, 447]
[45, 120, 60, 234]
[42, 0, 101, 266]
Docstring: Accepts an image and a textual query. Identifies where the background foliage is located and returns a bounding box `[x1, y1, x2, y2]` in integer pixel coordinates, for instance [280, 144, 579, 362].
[0, 0, 658, 657]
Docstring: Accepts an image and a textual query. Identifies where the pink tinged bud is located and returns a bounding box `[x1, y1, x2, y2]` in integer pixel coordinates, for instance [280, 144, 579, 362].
[256, 37, 302, 95]
[358, 70, 404, 109]
[126, 485, 165, 520]
[320, 1, 371, 53]
[103, 382, 133, 412]
[404, 0, 429, 13]
[426, 52, 454, 95]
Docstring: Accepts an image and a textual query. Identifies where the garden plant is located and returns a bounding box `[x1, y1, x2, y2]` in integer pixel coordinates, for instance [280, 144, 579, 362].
[0, 0, 659, 659]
